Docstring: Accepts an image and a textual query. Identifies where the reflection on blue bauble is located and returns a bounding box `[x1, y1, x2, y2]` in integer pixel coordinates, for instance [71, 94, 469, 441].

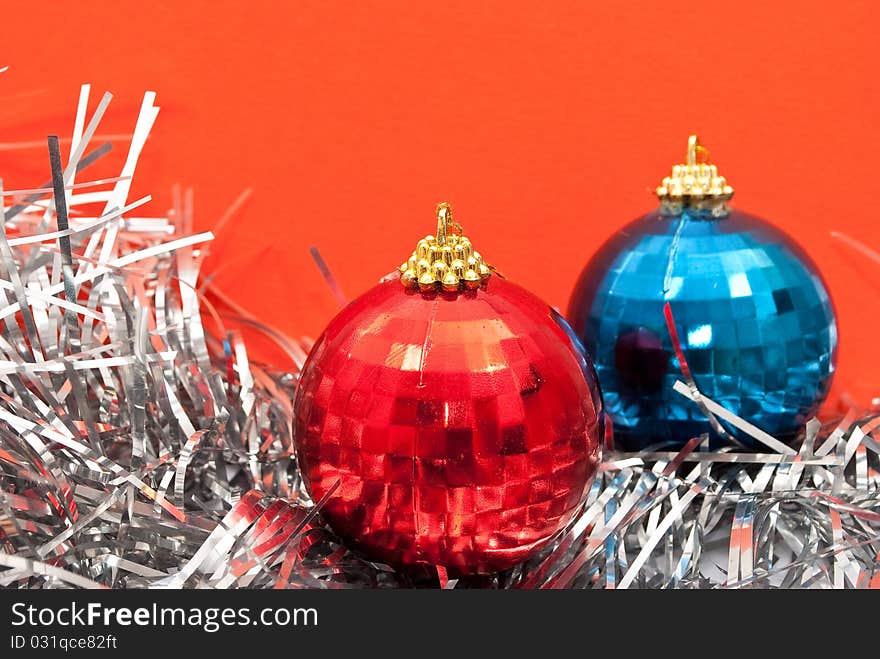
[567, 207, 837, 449]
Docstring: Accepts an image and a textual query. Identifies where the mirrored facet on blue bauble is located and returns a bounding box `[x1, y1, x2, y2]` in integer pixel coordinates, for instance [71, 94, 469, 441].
[567, 139, 837, 449]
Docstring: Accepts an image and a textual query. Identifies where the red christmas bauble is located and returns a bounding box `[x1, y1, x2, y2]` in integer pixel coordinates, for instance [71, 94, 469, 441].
[294, 274, 603, 574]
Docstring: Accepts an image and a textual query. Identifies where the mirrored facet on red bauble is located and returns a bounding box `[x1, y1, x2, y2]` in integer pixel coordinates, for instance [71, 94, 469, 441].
[293, 277, 603, 574]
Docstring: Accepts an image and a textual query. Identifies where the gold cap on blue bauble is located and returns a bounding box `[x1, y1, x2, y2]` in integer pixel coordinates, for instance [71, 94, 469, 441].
[655, 135, 734, 216]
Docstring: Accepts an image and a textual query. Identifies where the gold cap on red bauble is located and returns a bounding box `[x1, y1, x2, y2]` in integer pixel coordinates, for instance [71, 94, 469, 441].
[398, 202, 493, 292]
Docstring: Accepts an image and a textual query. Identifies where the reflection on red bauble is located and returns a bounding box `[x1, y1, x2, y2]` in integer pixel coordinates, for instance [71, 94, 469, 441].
[294, 273, 603, 574]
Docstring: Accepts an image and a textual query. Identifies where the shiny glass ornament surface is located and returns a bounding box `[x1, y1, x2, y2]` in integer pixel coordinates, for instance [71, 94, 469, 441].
[568, 207, 837, 449]
[294, 277, 603, 574]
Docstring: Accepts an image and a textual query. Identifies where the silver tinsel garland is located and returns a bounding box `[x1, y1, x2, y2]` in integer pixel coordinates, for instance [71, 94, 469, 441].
[0, 87, 878, 590]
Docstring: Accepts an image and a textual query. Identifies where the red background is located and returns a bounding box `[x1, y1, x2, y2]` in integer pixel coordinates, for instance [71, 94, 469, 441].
[0, 1, 877, 408]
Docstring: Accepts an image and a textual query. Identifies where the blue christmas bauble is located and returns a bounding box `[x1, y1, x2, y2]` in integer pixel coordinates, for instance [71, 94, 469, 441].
[567, 138, 838, 449]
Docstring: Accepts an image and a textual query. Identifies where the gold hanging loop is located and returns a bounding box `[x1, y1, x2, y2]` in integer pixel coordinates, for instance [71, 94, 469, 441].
[436, 202, 450, 246]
